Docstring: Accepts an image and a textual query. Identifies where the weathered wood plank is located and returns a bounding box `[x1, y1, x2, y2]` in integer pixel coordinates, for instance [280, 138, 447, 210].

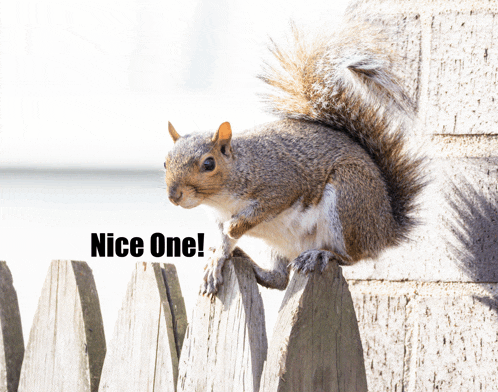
[260, 262, 367, 392]
[98, 262, 186, 392]
[178, 256, 267, 392]
[0, 261, 24, 392]
[161, 264, 188, 358]
[18, 260, 106, 392]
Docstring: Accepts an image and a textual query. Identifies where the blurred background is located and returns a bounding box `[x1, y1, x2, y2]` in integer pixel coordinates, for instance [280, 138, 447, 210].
[0, 0, 348, 342]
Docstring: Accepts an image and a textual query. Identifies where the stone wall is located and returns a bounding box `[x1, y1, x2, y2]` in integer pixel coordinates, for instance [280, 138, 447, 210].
[343, 1, 498, 390]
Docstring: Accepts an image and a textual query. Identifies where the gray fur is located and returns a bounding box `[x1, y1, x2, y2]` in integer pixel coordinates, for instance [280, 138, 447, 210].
[165, 21, 425, 294]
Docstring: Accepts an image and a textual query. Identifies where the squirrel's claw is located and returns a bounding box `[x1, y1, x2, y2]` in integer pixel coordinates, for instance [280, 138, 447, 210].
[201, 255, 226, 296]
[291, 250, 336, 274]
[200, 280, 218, 296]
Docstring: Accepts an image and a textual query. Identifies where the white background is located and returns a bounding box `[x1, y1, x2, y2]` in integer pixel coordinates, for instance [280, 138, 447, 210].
[0, 0, 348, 343]
[0, 0, 348, 169]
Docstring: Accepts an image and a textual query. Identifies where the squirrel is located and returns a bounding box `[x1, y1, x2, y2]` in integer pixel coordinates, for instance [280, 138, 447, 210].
[164, 22, 425, 295]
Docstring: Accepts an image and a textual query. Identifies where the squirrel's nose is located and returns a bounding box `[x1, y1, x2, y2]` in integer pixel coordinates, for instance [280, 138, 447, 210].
[168, 187, 183, 205]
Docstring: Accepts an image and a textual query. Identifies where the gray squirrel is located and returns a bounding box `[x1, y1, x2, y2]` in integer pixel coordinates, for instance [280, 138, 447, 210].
[164, 22, 425, 295]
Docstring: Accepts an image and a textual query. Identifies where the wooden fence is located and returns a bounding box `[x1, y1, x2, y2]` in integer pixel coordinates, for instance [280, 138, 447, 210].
[0, 255, 367, 392]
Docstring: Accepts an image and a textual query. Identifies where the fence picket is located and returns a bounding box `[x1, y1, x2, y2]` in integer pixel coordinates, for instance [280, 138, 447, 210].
[177, 255, 268, 392]
[18, 260, 106, 392]
[98, 262, 186, 392]
[260, 262, 368, 392]
[0, 261, 24, 392]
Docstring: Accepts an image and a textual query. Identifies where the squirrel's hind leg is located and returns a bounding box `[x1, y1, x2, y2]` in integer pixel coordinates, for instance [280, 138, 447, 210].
[233, 247, 290, 290]
[291, 249, 352, 274]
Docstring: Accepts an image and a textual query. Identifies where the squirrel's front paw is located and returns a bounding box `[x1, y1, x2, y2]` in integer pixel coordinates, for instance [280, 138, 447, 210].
[223, 219, 247, 240]
[291, 250, 335, 274]
[201, 254, 227, 296]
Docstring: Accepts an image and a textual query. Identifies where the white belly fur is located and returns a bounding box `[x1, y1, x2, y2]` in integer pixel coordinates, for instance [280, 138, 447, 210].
[247, 184, 346, 261]
[202, 184, 346, 262]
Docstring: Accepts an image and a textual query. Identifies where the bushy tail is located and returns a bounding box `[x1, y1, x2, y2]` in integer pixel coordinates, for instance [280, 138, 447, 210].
[259, 22, 425, 241]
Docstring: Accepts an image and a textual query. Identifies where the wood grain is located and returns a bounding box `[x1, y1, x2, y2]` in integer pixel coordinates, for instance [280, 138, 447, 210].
[177, 256, 267, 392]
[0, 261, 24, 392]
[260, 262, 367, 392]
[99, 262, 186, 392]
[18, 260, 106, 392]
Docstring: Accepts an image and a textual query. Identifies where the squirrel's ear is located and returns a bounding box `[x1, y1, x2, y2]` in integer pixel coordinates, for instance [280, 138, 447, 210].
[168, 122, 181, 143]
[212, 122, 232, 144]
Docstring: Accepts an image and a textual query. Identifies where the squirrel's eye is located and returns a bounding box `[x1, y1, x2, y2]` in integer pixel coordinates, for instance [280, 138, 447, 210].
[202, 157, 216, 172]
